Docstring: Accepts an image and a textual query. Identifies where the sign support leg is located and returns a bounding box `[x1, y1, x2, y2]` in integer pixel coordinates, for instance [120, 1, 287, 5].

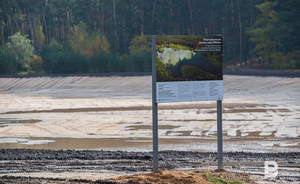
[152, 102, 158, 171]
[217, 100, 223, 169]
[152, 35, 159, 171]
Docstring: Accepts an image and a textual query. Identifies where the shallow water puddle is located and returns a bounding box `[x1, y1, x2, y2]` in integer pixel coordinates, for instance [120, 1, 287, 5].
[0, 137, 299, 153]
[0, 119, 41, 127]
[0, 138, 55, 145]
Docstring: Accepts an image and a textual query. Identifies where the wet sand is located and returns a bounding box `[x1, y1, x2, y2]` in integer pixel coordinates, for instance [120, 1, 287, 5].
[0, 75, 299, 152]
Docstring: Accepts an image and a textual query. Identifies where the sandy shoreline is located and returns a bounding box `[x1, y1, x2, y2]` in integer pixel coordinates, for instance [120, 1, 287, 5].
[0, 75, 299, 152]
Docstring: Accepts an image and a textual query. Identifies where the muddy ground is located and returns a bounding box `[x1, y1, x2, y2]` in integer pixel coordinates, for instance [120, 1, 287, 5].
[0, 149, 299, 183]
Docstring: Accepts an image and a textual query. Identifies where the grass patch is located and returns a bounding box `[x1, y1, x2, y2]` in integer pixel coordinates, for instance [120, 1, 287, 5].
[203, 171, 244, 184]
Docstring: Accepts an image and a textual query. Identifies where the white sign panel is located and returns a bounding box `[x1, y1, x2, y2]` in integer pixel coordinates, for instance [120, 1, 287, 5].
[157, 80, 223, 103]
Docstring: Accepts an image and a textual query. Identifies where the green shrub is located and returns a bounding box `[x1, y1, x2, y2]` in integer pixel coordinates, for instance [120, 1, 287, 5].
[41, 45, 86, 74]
[29, 54, 43, 72]
[128, 51, 151, 72]
[40, 38, 151, 74]
[0, 48, 18, 74]
[5, 32, 34, 70]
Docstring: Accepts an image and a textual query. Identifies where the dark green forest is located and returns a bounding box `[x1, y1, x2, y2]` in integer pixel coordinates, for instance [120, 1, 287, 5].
[0, 0, 299, 74]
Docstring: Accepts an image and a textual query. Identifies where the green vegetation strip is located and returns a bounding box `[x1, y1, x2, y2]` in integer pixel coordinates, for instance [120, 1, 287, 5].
[203, 171, 244, 184]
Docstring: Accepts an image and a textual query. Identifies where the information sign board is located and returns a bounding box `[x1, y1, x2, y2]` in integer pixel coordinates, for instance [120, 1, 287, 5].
[152, 35, 224, 171]
[156, 35, 223, 103]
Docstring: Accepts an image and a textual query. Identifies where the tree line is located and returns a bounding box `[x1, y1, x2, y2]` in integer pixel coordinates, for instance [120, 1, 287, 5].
[0, 0, 299, 74]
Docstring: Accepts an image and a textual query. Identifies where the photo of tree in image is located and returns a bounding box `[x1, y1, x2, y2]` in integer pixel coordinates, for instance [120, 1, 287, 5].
[156, 35, 223, 82]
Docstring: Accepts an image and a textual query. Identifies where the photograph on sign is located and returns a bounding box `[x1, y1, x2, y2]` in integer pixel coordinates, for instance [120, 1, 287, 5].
[155, 35, 223, 103]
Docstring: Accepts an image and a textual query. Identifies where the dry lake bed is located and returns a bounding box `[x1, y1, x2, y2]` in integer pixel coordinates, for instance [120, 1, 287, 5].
[0, 74, 299, 152]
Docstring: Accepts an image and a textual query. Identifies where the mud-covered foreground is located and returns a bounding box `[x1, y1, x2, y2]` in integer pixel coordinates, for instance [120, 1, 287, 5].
[0, 149, 299, 183]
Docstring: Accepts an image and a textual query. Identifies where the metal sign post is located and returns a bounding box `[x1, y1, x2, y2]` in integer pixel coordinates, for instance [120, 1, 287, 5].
[152, 35, 159, 171]
[217, 100, 223, 169]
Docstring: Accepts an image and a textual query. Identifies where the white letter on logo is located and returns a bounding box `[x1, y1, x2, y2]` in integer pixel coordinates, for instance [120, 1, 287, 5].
[264, 161, 278, 178]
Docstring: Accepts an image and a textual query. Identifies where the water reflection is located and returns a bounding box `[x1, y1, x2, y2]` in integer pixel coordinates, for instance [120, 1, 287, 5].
[157, 48, 194, 65]
[0, 137, 299, 153]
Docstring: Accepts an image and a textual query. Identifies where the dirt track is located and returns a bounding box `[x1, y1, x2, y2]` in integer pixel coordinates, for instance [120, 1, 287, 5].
[0, 149, 299, 183]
